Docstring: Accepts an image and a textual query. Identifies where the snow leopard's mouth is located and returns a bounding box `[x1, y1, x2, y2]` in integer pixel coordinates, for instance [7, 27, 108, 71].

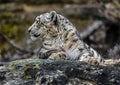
[30, 34, 41, 41]
[33, 34, 41, 37]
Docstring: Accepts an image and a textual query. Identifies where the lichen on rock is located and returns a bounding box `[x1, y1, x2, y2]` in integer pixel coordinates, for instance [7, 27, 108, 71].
[0, 59, 120, 85]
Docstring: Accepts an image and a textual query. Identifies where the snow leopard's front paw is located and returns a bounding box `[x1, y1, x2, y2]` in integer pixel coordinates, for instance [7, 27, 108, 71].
[49, 52, 68, 60]
[79, 53, 104, 65]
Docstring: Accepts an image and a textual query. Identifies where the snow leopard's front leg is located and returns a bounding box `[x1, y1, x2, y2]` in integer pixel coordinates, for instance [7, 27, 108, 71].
[49, 51, 68, 60]
[78, 51, 104, 65]
[76, 43, 105, 65]
[38, 45, 68, 60]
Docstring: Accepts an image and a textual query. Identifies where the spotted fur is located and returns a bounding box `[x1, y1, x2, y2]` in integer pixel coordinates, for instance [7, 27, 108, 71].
[28, 11, 104, 65]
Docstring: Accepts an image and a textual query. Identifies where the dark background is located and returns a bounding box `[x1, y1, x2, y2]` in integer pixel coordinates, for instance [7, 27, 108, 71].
[0, 0, 120, 62]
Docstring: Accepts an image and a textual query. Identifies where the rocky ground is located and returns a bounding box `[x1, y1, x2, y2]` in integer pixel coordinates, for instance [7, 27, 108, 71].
[0, 59, 120, 85]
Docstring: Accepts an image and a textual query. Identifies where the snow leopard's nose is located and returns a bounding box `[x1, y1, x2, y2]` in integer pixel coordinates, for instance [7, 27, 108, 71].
[28, 22, 35, 33]
[28, 25, 33, 33]
[28, 28, 31, 33]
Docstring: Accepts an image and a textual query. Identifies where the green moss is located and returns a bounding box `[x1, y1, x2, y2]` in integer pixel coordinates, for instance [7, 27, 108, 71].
[7, 59, 46, 79]
[9, 65, 15, 71]
[112, 1, 120, 7]
[9, 59, 46, 70]
[34, 64, 40, 69]
[2, 12, 14, 17]
[1, 24, 18, 38]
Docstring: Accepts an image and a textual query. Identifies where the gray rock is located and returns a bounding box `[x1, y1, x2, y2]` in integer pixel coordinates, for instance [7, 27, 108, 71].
[0, 59, 120, 85]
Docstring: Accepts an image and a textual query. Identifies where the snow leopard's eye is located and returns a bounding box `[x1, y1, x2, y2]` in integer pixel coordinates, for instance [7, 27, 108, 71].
[35, 16, 40, 24]
[36, 20, 40, 24]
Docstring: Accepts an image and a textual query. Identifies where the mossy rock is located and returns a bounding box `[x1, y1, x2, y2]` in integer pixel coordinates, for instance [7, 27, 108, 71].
[0, 59, 120, 85]
[7, 59, 46, 79]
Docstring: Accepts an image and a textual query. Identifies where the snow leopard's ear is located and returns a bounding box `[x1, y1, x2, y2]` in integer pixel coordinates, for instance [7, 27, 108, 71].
[49, 11, 57, 22]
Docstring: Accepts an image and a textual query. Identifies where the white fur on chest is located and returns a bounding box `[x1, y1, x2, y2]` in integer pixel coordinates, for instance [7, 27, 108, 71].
[66, 48, 79, 59]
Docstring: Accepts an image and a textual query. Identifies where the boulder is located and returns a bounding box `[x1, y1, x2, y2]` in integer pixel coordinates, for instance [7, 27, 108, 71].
[0, 59, 120, 85]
